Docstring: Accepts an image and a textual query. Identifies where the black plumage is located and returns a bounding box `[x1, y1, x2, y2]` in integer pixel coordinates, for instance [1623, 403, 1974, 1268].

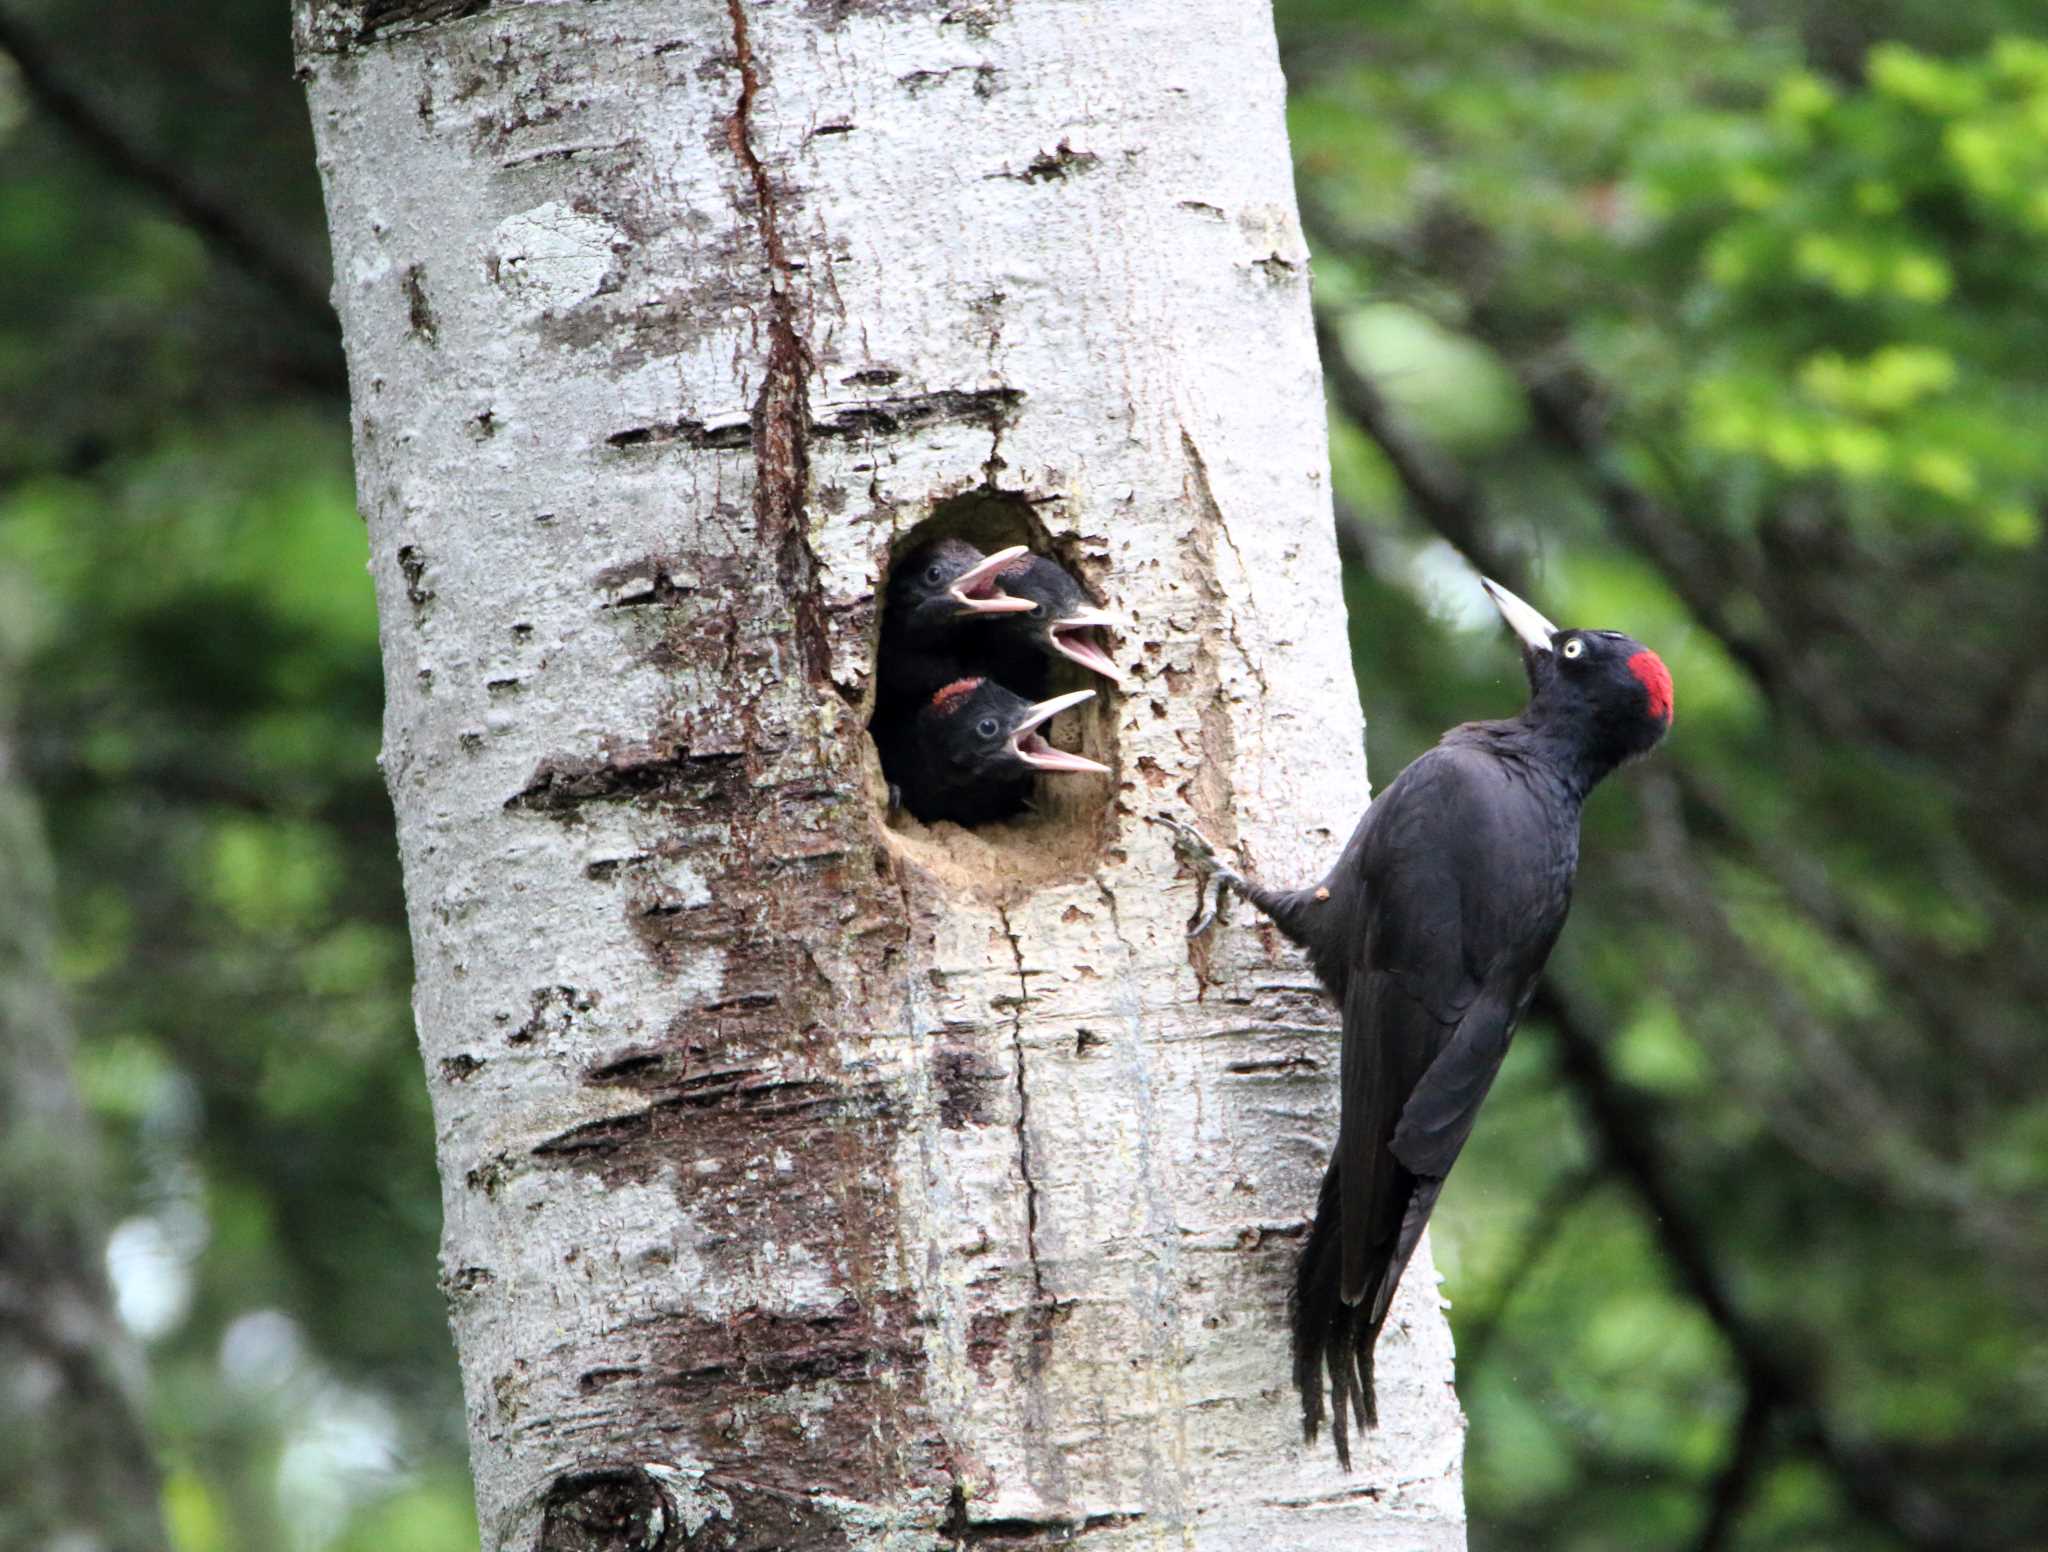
[971, 552, 1126, 698]
[880, 674, 1107, 826]
[878, 538, 1037, 664]
[1162, 577, 1673, 1467]
[871, 539, 1034, 809]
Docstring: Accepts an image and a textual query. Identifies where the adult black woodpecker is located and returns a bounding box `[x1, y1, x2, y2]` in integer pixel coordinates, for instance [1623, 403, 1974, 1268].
[1159, 577, 1673, 1467]
[972, 552, 1127, 696]
[884, 676, 1109, 826]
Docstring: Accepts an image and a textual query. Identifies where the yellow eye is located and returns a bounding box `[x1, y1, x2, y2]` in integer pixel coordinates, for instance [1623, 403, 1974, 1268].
[1561, 638, 1585, 660]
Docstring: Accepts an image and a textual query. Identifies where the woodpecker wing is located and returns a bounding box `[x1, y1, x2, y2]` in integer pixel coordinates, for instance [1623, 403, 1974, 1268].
[1336, 936, 1463, 1316]
[1339, 744, 1569, 1311]
[1389, 982, 1526, 1180]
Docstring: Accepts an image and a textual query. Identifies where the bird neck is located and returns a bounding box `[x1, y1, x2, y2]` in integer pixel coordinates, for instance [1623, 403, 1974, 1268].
[1497, 712, 1616, 805]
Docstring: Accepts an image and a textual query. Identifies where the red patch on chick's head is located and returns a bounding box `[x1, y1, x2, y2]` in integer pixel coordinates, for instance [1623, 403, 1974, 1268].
[930, 678, 984, 715]
[1627, 650, 1674, 725]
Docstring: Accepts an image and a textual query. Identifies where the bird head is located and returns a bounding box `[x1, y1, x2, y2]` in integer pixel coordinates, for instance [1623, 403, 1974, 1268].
[887, 539, 1039, 642]
[921, 678, 1111, 783]
[1481, 576, 1673, 766]
[988, 554, 1128, 685]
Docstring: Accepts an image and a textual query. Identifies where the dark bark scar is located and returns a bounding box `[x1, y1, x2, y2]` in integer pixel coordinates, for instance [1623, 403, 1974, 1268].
[725, 0, 831, 688]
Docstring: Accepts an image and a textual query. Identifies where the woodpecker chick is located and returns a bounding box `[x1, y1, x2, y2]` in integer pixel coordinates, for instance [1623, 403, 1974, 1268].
[1157, 576, 1672, 1467]
[881, 538, 1037, 661]
[975, 551, 1126, 697]
[873, 540, 1040, 783]
[887, 678, 1108, 826]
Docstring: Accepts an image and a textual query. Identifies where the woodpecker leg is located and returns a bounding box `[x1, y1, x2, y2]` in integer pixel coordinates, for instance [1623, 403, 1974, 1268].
[1152, 814, 1249, 936]
[1153, 811, 1329, 945]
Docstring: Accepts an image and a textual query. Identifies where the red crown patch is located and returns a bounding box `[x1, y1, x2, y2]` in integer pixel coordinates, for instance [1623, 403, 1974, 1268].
[1627, 650, 1674, 724]
[930, 678, 983, 714]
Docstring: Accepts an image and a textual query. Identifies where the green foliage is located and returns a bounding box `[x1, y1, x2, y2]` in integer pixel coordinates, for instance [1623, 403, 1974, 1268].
[1648, 42, 2048, 544]
[0, 4, 466, 1530]
[0, 411, 469, 1547]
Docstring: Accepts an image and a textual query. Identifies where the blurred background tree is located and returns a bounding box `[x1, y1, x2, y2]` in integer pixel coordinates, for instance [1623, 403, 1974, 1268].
[1, 1, 2042, 1549]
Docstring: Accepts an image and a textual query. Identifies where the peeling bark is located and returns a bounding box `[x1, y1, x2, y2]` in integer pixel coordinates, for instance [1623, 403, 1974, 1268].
[297, 1, 1466, 1546]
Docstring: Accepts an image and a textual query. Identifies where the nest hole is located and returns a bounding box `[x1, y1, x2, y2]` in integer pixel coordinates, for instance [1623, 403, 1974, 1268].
[865, 491, 1120, 895]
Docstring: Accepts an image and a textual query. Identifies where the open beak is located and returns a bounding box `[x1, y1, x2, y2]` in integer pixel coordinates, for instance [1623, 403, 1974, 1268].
[1049, 606, 1127, 686]
[1480, 576, 1560, 654]
[948, 544, 1038, 615]
[1010, 688, 1111, 775]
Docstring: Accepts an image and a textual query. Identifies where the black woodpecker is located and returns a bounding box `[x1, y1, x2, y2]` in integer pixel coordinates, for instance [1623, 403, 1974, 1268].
[873, 540, 1119, 823]
[1159, 576, 1673, 1467]
[883, 677, 1108, 826]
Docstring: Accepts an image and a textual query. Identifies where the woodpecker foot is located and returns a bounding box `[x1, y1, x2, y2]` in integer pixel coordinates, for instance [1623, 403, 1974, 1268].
[1151, 812, 1246, 936]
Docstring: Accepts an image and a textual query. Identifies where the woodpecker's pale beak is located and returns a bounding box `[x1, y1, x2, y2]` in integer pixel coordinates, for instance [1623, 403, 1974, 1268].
[1048, 606, 1128, 686]
[1480, 577, 1560, 654]
[1010, 688, 1110, 774]
[948, 545, 1038, 615]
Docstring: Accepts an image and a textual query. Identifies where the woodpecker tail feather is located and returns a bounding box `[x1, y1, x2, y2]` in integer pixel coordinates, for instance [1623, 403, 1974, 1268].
[1291, 1161, 1384, 1469]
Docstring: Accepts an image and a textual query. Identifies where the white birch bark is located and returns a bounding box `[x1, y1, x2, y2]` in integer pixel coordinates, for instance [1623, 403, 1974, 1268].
[296, 2, 1466, 1546]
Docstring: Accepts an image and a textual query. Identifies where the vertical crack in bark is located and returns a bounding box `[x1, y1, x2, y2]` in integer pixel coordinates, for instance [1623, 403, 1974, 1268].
[978, 289, 1009, 485]
[983, 420, 1006, 487]
[1180, 429, 1271, 704]
[1089, 872, 1195, 1512]
[1177, 431, 1248, 983]
[994, 905, 1048, 1308]
[725, 0, 831, 687]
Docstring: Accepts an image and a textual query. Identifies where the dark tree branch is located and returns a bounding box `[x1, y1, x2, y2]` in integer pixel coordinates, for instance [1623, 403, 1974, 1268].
[0, 6, 335, 332]
[1484, 347, 1775, 669]
[1671, 770, 1956, 1038]
[1536, 384, 1923, 693]
[1689, 1384, 1777, 1552]
[1313, 307, 1503, 568]
[1489, 344, 1915, 747]
[1634, 770, 2043, 1277]
[1311, 259, 1789, 688]
[1533, 985, 1782, 1383]
[1308, 210, 1914, 751]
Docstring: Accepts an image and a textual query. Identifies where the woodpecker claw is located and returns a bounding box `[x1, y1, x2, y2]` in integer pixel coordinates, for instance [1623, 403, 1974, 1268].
[1188, 881, 1231, 938]
[1151, 812, 1245, 935]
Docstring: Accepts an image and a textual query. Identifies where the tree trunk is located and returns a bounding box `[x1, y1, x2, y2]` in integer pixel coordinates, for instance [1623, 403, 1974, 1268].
[296, 3, 1466, 1546]
[0, 585, 166, 1552]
